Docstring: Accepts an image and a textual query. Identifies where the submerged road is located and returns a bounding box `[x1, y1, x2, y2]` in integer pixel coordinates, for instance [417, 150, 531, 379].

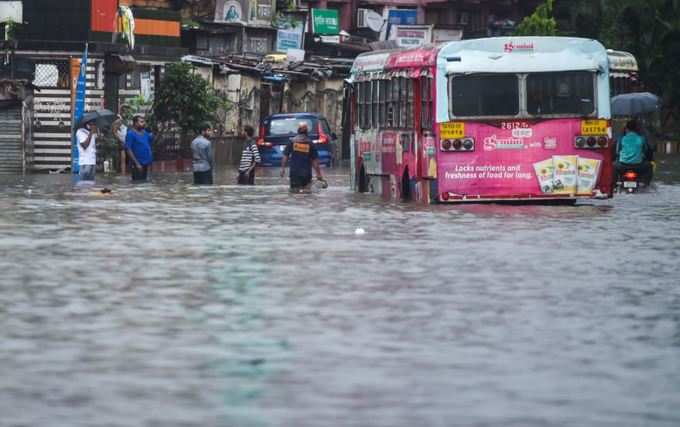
[1, 157, 679, 427]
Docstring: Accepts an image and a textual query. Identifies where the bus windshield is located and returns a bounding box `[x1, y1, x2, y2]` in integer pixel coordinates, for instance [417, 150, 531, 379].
[527, 71, 595, 116]
[451, 74, 519, 117]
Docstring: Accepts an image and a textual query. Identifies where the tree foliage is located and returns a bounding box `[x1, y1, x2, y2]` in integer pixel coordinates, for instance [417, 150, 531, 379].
[152, 62, 227, 136]
[597, 0, 680, 123]
[515, 0, 558, 36]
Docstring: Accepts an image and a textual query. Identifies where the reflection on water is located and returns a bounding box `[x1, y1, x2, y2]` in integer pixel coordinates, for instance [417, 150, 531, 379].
[1, 157, 680, 427]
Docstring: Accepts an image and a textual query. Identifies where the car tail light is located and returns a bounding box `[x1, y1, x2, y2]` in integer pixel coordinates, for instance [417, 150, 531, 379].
[314, 122, 329, 144]
[256, 138, 272, 148]
[313, 135, 329, 144]
[441, 137, 475, 152]
[575, 135, 608, 149]
[623, 171, 638, 181]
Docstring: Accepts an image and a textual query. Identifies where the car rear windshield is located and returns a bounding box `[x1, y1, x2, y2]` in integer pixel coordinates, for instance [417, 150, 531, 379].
[527, 71, 595, 116]
[450, 74, 519, 117]
[268, 117, 316, 135]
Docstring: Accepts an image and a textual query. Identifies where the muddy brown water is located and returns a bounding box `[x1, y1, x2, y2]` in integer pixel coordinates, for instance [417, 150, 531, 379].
[1, 157, 680, 427]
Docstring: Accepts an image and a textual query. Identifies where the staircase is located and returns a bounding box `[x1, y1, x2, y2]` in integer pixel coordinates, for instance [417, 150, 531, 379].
[0, 106, 24, 174]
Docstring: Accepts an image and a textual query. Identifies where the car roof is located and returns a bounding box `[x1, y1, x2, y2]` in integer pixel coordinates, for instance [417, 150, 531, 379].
[266, 113, 323, 120]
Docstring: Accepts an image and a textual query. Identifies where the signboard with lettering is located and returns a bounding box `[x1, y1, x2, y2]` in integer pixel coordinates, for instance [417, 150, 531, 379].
[385, 9, 417, 40]
[311, 9, 340, 35]
[389, 25, 432, 48]
[275, 16, 304, 52]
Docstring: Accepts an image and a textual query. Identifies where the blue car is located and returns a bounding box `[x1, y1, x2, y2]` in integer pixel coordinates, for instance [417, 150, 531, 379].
[257, 113, 336, 167]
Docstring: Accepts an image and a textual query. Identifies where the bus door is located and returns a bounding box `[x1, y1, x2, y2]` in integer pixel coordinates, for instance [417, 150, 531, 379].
[418, 76, 436, 180]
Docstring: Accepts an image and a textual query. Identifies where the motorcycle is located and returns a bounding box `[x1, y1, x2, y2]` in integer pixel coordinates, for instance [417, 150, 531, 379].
[616, 162, 654, 193]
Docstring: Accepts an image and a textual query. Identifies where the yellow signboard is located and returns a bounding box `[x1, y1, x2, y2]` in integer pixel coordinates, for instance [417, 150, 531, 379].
[440, 122, 465, 139]
[581, 119, 608, 136]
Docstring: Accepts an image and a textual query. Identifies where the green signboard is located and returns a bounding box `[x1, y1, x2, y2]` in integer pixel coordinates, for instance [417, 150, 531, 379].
[311, 9, 339, 35]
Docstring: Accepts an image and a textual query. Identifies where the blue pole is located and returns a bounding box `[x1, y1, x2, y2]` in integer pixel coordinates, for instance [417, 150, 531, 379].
[71, 43, 88, 174]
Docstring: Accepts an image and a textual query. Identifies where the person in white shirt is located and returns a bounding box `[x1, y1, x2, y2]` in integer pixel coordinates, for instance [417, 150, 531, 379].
[76, 119, 98, 181]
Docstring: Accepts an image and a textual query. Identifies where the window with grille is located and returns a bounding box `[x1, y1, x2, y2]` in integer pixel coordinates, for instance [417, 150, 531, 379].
[421, 77, 433, 130]
[378, 80, 386, 128]
[33, 61, 70, 89]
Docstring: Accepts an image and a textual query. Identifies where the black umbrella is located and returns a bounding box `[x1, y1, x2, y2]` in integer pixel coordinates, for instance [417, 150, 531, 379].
[611, 92, 660, 117]
[78, 109, 116, 128]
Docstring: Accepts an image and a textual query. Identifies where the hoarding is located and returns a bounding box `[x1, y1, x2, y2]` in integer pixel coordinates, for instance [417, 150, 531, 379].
[389, 25, 432, 48]
[311, 9, 339, 35]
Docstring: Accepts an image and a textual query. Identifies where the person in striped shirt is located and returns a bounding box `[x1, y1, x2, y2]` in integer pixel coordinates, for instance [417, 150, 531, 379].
[238, 125, 261, 185]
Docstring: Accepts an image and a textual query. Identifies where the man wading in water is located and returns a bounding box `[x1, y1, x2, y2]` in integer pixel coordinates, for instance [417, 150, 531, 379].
[280, 123, 326, 193]
[124, 115, 154, 182]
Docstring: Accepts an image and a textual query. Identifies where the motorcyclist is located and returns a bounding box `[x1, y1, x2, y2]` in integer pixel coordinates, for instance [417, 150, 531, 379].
[616, 119, 653, 185]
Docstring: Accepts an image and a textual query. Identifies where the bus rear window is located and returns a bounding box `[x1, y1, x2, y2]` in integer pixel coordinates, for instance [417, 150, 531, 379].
[527, 71, 595, 116]
[451, 74, 519, 117]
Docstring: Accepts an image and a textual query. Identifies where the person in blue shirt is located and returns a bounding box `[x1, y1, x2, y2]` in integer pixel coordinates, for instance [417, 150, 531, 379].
[279, 123, 326, 192]
[616, 119, 652, 184]
[124, 115, 154, 181]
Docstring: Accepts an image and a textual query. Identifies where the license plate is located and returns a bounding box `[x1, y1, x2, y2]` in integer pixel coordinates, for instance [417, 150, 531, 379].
[440, 122, 465, 139]
[623, 181, 638, 189]
[581, 119, 608, 136]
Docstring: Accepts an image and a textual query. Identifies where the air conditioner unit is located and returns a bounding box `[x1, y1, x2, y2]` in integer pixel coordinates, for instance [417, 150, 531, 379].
[357, 8, 369, 28]
[459, 12, 470, 25]
[357, 8, 383, 32]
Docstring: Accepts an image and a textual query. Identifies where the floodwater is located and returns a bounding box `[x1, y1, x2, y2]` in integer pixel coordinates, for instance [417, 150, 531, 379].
[1, 157, 680, 427]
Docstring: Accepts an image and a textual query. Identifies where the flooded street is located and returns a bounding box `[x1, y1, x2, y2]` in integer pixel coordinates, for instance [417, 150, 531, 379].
[1, 157, 680, 427]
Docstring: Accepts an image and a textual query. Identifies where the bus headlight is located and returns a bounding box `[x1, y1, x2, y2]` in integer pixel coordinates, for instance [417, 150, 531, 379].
[462, 138, 475, 151]
[575, 136, 586, 148]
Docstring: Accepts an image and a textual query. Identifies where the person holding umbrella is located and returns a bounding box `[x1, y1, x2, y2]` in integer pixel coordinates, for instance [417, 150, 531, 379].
[76, 118, 99, 181]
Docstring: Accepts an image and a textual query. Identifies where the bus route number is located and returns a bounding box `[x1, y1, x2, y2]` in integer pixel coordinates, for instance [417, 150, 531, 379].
[581, 120, 608, 136]
[440, 122, 465, 139]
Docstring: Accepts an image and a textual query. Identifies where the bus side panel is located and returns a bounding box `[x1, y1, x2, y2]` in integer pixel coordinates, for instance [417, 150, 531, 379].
[436, 119, 611, 200]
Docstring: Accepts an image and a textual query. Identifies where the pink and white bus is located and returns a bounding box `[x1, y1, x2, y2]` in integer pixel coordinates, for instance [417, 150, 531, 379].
[349, 37, 615, 203]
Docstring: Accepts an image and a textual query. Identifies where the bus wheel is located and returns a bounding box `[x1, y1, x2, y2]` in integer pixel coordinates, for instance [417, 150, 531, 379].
[401, 169, 411, 201]
[358, 166, 368, 193]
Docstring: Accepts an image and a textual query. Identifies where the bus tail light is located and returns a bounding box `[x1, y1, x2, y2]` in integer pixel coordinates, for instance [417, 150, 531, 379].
[440, 192, 450, 201]
[574, 135, 609, 149]
[441, 137, 475, 152]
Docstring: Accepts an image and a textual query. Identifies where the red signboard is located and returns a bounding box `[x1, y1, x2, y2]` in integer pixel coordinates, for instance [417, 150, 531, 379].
[385, 46, 439, 70]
